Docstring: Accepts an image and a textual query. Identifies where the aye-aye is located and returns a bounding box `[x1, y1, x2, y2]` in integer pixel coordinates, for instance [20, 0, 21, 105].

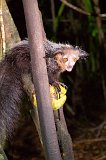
[0, 39, 87, 145]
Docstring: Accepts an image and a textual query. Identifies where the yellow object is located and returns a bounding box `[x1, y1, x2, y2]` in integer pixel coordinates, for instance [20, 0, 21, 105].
[32, 85, 67, 110]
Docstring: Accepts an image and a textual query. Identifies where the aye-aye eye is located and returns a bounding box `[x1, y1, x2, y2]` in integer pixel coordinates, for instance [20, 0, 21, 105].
[63, 57, 68, 62]
[73, 57, 78, 62]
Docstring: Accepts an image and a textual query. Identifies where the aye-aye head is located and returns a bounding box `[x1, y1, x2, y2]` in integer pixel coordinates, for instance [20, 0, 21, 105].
[44, 40, 88, 72]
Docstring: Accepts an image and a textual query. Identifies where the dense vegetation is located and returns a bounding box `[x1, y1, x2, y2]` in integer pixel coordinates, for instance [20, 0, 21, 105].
[39, 0, 106, 121]
[40, 1, 106, 159]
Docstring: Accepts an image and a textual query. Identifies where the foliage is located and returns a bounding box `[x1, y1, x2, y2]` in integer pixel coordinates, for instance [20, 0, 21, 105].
[41, 0, 106, 117]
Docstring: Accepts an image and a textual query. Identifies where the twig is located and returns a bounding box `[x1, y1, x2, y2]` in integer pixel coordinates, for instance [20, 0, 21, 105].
[90, 120, 106, 137]
[60, 0, 106, 17]
[60, 0, 90, 15]
[93, 0, 105, 44]
[96, 156, 106, 160]
[100, 14, 106, 18]
[90, 121, 106, 131]
[50, 0, 56, 33]
[74, 137, 106, 146]
[93, 153, 106, 160]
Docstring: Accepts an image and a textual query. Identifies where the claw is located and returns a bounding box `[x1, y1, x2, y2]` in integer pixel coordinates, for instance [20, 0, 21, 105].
[55, 81, 68, 90]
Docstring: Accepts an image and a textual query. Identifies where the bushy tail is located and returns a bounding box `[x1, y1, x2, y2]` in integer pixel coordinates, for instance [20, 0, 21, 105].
[0, 62, 23, 144]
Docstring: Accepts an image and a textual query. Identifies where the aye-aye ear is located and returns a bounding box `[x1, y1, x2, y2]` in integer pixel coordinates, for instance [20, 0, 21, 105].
[54, 50, 64, 60]
[54, 50, 63, 56]
[44, 50, 63, 59]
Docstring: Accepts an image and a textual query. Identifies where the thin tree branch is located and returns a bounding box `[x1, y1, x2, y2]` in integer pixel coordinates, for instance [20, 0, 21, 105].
[93, 0, 106, 45]
[93, 154, 106, 160]
[53, 103, 74, 160]
[50, 0, 56, 33]
[22, 0, 62, 159]
[60, 0, 91, 16]
[100, 14, 106, 18]
[60, 0, 106, 17]
[74, 137, 106, 146]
